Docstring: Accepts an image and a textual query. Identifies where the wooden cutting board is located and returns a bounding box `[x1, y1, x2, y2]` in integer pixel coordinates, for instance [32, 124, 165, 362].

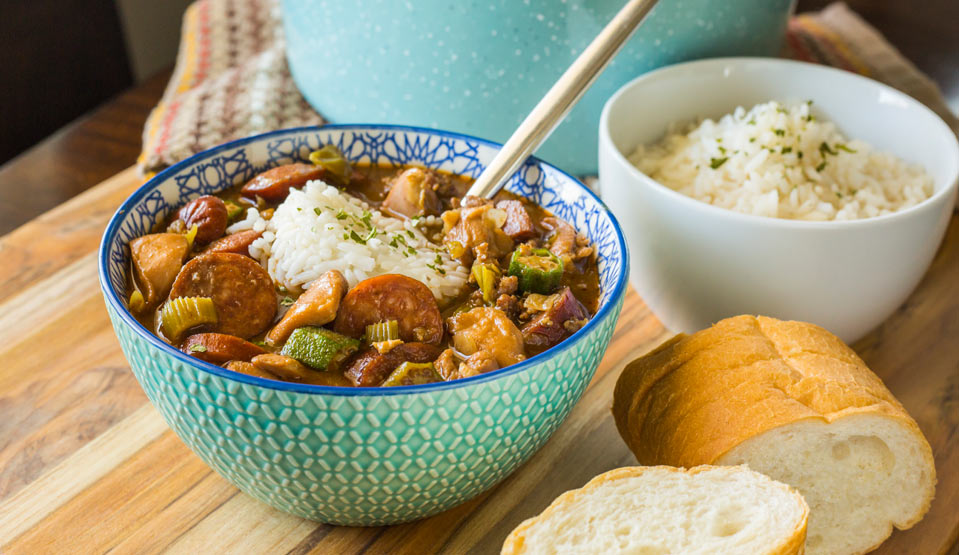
[0, 167, 956, 554]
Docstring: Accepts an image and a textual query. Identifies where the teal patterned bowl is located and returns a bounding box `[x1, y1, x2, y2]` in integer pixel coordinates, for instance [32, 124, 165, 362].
[98, 125, 628, 525]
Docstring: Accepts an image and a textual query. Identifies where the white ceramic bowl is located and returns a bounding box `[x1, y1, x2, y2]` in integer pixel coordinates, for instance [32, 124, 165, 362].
[599, 57, 959, 342]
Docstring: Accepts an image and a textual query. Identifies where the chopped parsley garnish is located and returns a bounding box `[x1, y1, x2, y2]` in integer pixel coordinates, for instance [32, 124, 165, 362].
[709, 157, 729, 169]
[406, 230, 415, 239]
[313, 207, 322, 216]
[718, 145, 727, 154]
[350, 230, 366, 244]
[781, 147, 793, 154]
[816, 161, 827, 172]
[360, 211, 373, 229]
[747, 118, 757, 125]
[836, 144, 857, 153]
[280, 296, 295, 306]
[749, 137, 756, 143]
[819, 142, 838, 157]
[835, 191, 843, 198]
[188, 344, 207, 353]
[798, 151, 804, 159]
[335, 209, 348, 220]
[773, 129, 785, 137]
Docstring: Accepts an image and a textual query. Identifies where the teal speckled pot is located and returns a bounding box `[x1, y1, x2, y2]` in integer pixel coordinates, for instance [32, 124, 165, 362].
[99, 125, 628, 525]
[282, 0, 794, 175]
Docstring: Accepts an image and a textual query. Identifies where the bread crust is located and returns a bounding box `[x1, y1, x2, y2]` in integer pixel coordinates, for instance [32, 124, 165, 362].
[611, 315, 936, 547]
[501, 465, 809, 555]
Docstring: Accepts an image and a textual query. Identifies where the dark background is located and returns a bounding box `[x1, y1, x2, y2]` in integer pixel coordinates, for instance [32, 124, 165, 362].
[0, 1, 133, 165]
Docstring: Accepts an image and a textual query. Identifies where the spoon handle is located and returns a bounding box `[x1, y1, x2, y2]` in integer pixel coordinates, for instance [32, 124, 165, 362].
[466, 0, 658, 199]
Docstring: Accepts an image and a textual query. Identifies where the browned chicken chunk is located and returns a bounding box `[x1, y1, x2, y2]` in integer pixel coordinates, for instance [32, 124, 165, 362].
[250, 353, 351, 386]
[434, 348, 458, 381]
[442, 198, 514, 265]
[381, 167, 442, 219]
[225, 360, 280, 380]
[448, 306, 526, 367]
[457, 350, 500, 379]
[266, 270, 348, 346]
[542, 216, 593, 264]
[130, 233, 190, 307]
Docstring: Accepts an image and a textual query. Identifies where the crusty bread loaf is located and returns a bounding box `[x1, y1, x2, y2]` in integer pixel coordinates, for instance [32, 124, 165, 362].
[501, 465, 809, 555]
[612, 315, 936, 555]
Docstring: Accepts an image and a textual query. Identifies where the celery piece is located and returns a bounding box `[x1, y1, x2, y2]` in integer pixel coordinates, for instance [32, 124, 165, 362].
[365, 320, 399, 343]
[159, 296, 217, 341]
[224, 200, 244, 222]
[471, 263, 500, 304]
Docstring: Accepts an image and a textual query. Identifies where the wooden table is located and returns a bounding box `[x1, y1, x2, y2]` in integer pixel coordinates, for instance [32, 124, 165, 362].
[0, 167, 956, 553]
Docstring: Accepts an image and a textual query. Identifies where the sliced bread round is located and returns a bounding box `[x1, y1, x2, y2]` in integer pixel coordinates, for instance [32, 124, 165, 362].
[501, 465, 809, 555]
[612, 315, 936, 555]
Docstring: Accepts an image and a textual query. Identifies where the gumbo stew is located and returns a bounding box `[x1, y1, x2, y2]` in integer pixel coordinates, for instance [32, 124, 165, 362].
[126, 146, 600, 387]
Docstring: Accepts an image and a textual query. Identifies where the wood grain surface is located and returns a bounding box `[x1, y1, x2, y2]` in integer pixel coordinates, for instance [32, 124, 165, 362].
[0, 168, 956, 554]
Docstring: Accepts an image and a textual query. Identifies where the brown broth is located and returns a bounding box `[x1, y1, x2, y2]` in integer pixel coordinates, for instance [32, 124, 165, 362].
[128, 162, 601, 385]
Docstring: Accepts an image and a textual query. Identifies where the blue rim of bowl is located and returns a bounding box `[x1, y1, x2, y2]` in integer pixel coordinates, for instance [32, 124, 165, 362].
[98, 124, 630, 396]
[600, 57, 959, 230]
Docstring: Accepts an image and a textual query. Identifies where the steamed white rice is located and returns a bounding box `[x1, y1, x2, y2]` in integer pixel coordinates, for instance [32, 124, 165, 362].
[630, 101, 934, 221]
[228, 180, 468, 301]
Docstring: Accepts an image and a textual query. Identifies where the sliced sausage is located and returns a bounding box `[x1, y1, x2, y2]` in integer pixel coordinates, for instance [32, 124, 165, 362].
[333, 274, 443, 344]
[521, 287, 590, 351]
[496, 199, 536, 241]
[343, 342, 442, 387]
[241, 163, 326, 202]
[448, 306, 526, 367]
[202, 230, 262, 256]
[181, 332, 266, 364]
[130, 233, 190, 307]
[266, 270, 348, 346]
[381, 168, 442, 219]
[178, 196, 228, 245]
[170, 253, 277, 338]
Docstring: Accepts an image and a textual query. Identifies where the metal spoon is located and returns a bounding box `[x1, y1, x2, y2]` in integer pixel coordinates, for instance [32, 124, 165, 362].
[465, 0, 659, 199]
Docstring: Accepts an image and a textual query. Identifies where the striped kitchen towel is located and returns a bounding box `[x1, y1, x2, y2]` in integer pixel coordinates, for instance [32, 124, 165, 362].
[139, 1, 959, 176]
